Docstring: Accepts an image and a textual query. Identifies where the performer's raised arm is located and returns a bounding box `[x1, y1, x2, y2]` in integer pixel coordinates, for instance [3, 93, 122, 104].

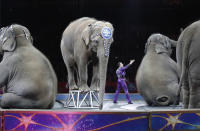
[120, 60, 135, 71]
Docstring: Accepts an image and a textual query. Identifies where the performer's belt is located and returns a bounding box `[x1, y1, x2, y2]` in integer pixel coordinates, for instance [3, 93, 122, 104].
[117, 74, 123, 78]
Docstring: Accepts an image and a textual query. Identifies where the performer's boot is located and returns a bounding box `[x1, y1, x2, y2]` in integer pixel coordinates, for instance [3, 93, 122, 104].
[113, 91, 119, 103]
[113, 96, 118, 103]
[128, 101, 133, 104]
[125, 91, 132, 104]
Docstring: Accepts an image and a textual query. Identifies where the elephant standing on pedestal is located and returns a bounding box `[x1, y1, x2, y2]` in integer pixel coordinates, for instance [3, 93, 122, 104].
[0, 24, 57, 109]
[136, 34, 179, 106]
[60, 17, 114, 109]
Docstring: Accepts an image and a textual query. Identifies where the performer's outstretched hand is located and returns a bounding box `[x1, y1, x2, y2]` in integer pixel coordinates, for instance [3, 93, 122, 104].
[130, 60, 135, 65]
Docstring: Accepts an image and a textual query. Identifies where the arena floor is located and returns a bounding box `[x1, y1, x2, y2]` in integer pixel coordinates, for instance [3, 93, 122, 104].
[52, 93, 182, 111]
[2, 94, 198, 131]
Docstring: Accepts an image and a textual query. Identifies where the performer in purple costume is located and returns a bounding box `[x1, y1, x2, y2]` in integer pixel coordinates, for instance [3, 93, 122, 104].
[113, 60, 135, 104]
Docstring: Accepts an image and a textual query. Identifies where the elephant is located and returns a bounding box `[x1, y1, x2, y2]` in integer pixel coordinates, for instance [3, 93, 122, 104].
[0, 24, 57, 109]
[61, 17, 114, 109]
[136, 34, 179, 106]
[176, 20, 200, 109]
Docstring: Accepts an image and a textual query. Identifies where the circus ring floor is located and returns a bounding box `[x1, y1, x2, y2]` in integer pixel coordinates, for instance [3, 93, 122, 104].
[1, 93, 200, 131]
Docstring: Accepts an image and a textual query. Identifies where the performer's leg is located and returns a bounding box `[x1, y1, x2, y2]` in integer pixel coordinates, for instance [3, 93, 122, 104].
[121, 81, 132, 104]
[113, 80, 121, 103]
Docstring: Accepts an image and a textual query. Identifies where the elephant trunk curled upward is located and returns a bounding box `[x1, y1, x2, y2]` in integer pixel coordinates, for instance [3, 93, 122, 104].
[136, 34, 179, 106]
[61, 17, 114, 109]
[0, 24, 57, 109]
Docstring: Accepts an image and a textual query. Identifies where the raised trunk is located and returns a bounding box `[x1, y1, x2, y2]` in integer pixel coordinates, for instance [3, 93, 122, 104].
[98, 55, 108, 110]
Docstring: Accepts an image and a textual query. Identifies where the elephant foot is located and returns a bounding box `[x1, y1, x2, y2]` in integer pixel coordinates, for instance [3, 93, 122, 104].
[90, 85, 99, 92]
[156, 95, 170, 106]
[79, 85, 90, 92]
[99, 104, 103, 110]
[173, 99, 179, 105]
[183, 103, 189, 109]
[69, 85, 79, 91]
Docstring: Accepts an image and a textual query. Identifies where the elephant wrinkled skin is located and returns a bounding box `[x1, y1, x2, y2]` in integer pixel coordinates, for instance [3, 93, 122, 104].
[136, 34, 179, 106]
[176, 20, 200, 109]
[60, 17, 114, 109]
[0, 24, 57, 109]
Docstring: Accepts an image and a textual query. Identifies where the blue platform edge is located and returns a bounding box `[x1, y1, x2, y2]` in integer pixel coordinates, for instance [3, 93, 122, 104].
[56, 93, 144, 101]
[3, 93, 200, 131]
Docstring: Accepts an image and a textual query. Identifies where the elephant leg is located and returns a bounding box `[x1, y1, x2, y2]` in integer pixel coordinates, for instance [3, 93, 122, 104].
[90, 64, 99, 91]
[78, 59, 90, 92]
[188, 73, 200, 108]
[64, 56, 78, 90]
[74, 66, 80, 87]
[182, 82, 189, 108]
[1, 93, 48, 109]
[121, 81, 132, 103]
[67, 65, 79, 90]
[113, 81, 121, 103]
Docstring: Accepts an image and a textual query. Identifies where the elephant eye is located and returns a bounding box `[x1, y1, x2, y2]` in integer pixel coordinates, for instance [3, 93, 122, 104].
[160, 42, 165, 46]
[94, 40, 99, 44]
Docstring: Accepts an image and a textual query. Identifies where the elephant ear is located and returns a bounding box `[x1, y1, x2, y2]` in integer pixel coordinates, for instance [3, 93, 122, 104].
[30, 36, 34, 43]
[2, 25, 16, 52]
[81, 24, 91, 46]
[155, 44, 168, 54]
[23, 28, 33, 44]
[163, 37, 171, 50]
[144, 39, 151, 54]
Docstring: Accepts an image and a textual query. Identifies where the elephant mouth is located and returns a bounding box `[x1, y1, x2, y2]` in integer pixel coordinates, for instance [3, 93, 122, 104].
[156, 95, 170, 106]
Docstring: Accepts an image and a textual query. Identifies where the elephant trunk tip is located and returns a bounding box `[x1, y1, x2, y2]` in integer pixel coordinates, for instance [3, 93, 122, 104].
[156, 95, 170, 106]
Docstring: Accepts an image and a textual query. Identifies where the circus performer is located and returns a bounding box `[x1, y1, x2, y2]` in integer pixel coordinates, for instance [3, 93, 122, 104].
[113, 60, 135, 104]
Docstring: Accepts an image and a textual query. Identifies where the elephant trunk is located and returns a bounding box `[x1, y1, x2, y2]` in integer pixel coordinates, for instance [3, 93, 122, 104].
[156, 95, 170, 106]
[98, 53, 108, 110]
[169, 39, 177, 47]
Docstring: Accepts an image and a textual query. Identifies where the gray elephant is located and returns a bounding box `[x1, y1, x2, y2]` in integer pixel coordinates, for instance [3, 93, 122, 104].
[61, 17, 114, 109]
[0, 24, 57, 109]
[176, 20, 200, 108]
[136, 34, 179, 106]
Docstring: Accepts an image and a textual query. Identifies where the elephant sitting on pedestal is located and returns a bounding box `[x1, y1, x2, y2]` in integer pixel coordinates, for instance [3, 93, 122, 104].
[60, 17, 114, 109]
[136, 34, 179, 106]
[0, 24, 57, 109]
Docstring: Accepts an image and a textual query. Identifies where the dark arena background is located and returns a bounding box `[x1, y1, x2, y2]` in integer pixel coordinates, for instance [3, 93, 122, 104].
[1, 0, 199, 93]
[1, 0, 200, 131]
[2, 0, 199, 93]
